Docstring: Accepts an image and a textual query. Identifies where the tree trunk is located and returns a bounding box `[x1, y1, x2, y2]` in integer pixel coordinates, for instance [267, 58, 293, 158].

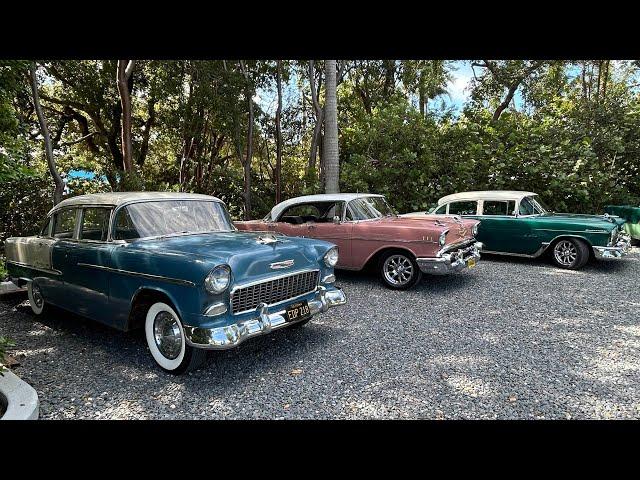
[275, 60, 283, 204]
[308, 60, 324, 175]
[116, 60, 135, 172]
[240, 60, 253, 220]
[323, 60, 339, 194]
[29, 62, 64, 205]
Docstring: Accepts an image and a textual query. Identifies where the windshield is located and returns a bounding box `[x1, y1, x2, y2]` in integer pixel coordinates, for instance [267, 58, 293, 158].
[113, 200, 235, 240]
[347, 196, 397, 220]
[519, 196, 549, 216]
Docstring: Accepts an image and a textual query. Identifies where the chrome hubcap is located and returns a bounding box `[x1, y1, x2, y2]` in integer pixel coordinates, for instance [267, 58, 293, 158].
[32, 283, 44, 309]
[153, 311, 182, 360]
[554, 240, 578, 266]
[383, 255, 414, 286]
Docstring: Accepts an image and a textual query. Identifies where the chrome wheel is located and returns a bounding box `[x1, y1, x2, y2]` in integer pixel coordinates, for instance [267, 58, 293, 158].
[383, 254, 415, 286]
[153, 311, 183, 360]
[553, 240, 578, 267]
[31, 283, 44, 309]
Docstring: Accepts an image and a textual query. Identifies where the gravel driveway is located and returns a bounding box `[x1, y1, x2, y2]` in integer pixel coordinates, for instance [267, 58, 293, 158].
[2, 250, 639, 420]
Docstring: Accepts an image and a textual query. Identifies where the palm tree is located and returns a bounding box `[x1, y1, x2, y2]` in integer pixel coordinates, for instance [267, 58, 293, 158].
[323, 60, 339, 193]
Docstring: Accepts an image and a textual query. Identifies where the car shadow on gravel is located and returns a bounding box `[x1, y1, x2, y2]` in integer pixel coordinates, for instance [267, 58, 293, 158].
[335, 268, 480, 293]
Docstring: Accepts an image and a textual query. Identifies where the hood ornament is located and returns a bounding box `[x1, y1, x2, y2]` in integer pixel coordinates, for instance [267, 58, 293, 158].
[270, 259, 295, 270]
[256, 234, 280, 245]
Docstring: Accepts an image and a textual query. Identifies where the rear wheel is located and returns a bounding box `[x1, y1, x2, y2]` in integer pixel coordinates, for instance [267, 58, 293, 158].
[144, 302, 206, 374]
[378, 251, 423, 290]
[27, 281, 47, 315]
[551, 238, 590, 270]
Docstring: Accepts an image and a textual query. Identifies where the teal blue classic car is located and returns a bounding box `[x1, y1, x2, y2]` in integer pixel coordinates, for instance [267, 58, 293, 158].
[403, 190, 631, 270]
[5, 192, 346, 373]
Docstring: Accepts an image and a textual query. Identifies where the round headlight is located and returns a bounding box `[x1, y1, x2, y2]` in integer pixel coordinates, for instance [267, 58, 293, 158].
[205, 265, 231, 294]
[324, 247, 339, 267]
[439, 230, 448, 247]
[472, 223, 479, 236]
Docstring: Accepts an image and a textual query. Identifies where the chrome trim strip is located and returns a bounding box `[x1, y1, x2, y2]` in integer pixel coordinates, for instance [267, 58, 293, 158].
[5, 260, 62, 276]
[322, 274, 336, 283]
[204, 302, 227, 316]
[76, 263, 195, 287]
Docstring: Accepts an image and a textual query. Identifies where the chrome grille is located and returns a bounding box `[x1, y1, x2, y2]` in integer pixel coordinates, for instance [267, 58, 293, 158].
[231, 270, 319, 314]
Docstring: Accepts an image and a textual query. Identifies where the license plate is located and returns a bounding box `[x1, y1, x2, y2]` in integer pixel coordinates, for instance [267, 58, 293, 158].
[285, 300, 311, 322]
[467, 258, 477, 268]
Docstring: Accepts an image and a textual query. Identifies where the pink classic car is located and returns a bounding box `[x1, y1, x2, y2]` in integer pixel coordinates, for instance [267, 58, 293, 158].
[235, 194, 483, 289]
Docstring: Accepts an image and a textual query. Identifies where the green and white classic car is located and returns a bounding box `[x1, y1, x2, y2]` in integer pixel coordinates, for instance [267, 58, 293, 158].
[403, 190, 631, 270]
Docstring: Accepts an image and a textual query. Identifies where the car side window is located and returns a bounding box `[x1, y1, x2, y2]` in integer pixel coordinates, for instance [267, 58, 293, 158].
[53, 209, 78, 239]
[483, 200, 516, 216]
[80, 208, 111, 241]
[433, 205, 447, 215]
[448, 201, 477, 216]
[518, 198, 536, 215]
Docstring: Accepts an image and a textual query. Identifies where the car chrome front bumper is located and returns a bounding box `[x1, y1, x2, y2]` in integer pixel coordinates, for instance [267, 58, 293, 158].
[183, 286, 346, 350]
[416, 241, 483, 275]
[593, 234, 632, 259]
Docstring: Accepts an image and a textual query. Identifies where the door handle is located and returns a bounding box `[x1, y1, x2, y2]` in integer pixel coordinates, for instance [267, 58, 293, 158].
[308, 225, 316, 230]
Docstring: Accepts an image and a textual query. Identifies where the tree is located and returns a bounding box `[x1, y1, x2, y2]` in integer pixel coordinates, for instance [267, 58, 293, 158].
[323, 60, 339, 193]
[275, 60, 283, 203]
[28, 62, 64, 205]
[471, 60, 545, 122]
[308, 60, 324, 175]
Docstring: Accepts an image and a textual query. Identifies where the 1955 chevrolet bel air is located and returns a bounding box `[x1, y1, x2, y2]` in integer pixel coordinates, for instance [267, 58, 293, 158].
[5, 192, 346, 373]
[235, 193, 482, 290]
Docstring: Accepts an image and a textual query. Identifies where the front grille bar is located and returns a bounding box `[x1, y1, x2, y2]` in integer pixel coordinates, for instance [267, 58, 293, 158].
[231, 270, 320, 314]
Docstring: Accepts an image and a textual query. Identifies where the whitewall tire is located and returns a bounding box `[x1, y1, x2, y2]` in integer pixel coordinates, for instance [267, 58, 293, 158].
[144, 301, 205, 374]
[27, 281, 46, 315]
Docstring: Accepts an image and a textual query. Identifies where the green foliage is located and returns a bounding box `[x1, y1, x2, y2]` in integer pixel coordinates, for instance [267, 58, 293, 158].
[1, 59, 639, 240]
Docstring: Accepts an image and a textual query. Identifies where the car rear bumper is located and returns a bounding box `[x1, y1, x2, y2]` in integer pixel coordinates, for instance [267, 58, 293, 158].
[593, 234, 632, 259]
[416, 241, 483, 275]
[183, 286, 346, 350]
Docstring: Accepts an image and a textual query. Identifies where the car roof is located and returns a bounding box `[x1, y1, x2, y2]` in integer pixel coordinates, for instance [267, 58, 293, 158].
[50, 192, 223, 214]
[270, 193, 384, 220]
[438, 190, 537, 205]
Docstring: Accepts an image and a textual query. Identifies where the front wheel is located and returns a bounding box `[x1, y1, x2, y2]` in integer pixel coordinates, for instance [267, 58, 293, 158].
[378, 251, 423, 290]
[551, 238, 590, 270]
[145, 302, 206, 374]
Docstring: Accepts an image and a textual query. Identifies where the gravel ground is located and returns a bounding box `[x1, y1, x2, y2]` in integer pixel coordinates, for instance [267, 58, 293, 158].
[1, 249, 639, 420]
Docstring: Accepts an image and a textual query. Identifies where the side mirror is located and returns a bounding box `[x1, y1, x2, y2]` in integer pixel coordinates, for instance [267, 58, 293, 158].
[333, 215, 341, 224]
[512, 210, 519, 217]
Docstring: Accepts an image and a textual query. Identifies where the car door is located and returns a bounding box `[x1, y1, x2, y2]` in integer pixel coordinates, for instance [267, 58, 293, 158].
[69, 207, 115, 323]
[475, 199, 533, 254]
[305, 202, 353, 268]
[49, 207, 82, 310]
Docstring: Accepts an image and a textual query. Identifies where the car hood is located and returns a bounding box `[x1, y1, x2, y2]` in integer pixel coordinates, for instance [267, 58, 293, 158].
[536, 213, 624, 230]
[125, 231, 332, 279]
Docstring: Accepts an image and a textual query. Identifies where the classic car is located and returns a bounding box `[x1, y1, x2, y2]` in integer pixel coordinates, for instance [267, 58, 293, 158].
[604, 205, 640, 245]
[235, 193, 482, 290]
[403, 190, 631, 270]
[4, 192, 346, 374]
